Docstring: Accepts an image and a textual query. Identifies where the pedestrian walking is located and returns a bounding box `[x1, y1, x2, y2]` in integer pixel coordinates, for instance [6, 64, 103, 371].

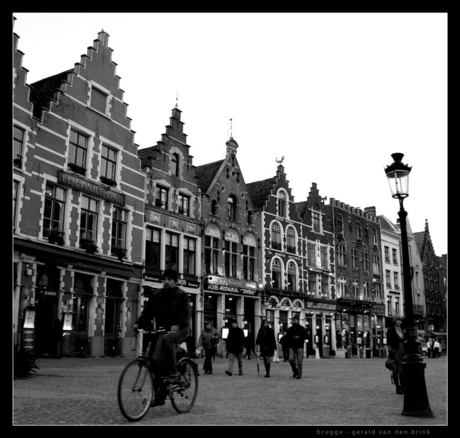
[225, 319, 245, 376]
[255, 318, 277, 378]
[279, 331, 289, 362]
[286, 315, 307, 379]
[51, 317, 63, 359]
[386, 315, 406, 394]
[198, 321, 219, 374]
[433, 339, 441, 358]
[244, 332, 254, 359]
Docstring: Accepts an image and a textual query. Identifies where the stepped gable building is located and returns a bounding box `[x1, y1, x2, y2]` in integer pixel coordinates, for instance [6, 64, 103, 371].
[247, 162, 305, 343]
[138, 106, 202, 349]
[322, 202, 384, 358]
[13, 24, 145, 359]
[414, 220, 446, 347]
[195, 135, 263, 347]
[295, 183, 335, 358]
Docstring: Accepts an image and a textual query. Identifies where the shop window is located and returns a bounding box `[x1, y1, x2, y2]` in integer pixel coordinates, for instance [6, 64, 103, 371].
[145, 227, 161, 270]
[183, 237, 196, 276]
[165, 232, 179, 270]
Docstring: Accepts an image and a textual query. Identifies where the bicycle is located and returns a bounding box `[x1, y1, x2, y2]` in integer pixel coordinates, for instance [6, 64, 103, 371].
[117, 329, 199, 422]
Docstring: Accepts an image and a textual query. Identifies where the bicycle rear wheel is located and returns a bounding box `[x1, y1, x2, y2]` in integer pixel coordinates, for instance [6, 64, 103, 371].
[169, 358, 199, 413]
[117, 359, 154, 421]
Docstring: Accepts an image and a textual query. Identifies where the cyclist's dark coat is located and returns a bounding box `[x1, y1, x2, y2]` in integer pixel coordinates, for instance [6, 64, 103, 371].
[136, 286, 190, 331]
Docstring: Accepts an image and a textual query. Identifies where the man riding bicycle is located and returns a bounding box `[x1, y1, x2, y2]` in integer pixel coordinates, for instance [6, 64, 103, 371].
[132, 269, 190, 406]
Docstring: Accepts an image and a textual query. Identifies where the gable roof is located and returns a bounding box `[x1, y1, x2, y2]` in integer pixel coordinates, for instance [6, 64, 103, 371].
[246, 177, 275, 211]
[195, 159, 225, 193]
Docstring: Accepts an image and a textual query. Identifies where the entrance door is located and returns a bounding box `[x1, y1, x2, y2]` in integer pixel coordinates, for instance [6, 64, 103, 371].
[72, 294, 90, 355]
[35, 294, 58, 357]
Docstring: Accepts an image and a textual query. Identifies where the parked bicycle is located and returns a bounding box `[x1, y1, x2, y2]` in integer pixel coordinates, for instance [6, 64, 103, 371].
[117, 329, 199, 422]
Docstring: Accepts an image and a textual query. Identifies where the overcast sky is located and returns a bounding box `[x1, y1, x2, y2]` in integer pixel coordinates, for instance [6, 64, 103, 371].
[13, 13, 448, 255]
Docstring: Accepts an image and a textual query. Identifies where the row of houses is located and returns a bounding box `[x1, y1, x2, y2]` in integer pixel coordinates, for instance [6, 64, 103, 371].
[13, 21, 447, 359]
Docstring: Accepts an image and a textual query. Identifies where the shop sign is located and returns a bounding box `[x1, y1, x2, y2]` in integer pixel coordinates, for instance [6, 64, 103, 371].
[143, 274, 200, 289]
[205, 283, 258, 296]
[307, 267, 330, 275]
[306, 301, 336, 311]
[337, 298, 376, 310]
[59, 170, 125, 206]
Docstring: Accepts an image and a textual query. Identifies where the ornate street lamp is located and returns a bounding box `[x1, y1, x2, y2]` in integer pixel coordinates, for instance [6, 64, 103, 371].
[384, 153, 433, 417]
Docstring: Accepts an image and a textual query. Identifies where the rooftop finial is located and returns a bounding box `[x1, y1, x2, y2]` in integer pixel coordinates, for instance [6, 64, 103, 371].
[228, 118, 233, 139]
[175, 90, 179, 108]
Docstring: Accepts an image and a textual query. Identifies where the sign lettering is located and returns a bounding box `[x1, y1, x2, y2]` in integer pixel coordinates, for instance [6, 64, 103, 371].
[59, 170, 125, 206]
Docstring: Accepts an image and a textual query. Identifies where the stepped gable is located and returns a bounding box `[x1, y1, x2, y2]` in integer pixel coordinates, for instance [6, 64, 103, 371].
[29, 70, 73, 119]
[246, 178, 276, 212]
[28, 30, 133, 131]
[138, 145, 160, 167]
[195, 159, 225, 194]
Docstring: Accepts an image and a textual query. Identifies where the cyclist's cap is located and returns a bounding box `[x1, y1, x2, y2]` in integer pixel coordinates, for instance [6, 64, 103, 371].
[292, 315, 299, 320]
[162, 269, 178, 281]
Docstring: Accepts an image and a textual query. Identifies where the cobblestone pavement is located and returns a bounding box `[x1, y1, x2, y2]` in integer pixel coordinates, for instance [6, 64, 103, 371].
[13, 354, 447, 427]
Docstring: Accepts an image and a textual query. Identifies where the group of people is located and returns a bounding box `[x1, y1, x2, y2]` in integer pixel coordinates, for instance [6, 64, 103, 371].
[428, 338, 442, 358]
[198, 314, 308, 379]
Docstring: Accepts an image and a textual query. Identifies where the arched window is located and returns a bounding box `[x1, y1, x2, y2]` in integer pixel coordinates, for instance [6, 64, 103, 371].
[271, 259, 282, 290]
[170, 153, 179, 176]
[287, 261, 297, 292]
[337, 214, 343, 233]
[271, 223, 282, 250]
[356, 221, 362, 240]
[286, 227, 296, 254]
[278, 191, 286, 218]
[227, 195, 237, 220]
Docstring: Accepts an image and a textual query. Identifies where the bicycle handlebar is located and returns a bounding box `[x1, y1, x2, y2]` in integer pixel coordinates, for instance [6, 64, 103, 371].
[136, 328, 167, 335]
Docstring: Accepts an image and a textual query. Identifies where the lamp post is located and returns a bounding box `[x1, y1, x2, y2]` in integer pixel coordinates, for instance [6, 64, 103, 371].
[384, 153, 433, 417]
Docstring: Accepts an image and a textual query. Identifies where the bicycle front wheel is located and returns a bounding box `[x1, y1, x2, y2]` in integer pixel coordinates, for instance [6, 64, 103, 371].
[117, 359, 154, 421]
[169, 358, 199, 413]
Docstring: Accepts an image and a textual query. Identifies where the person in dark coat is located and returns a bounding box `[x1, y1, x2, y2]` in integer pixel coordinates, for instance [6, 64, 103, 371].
[244, 332, 253, 359]
[256, 318, 277, 378]
[286, 315, 307, 379]
[132, 269, 190, 406]
[225, 319, 245, 376]
[198, 321, 219, 374]
[386, 315, 406, 394]
[51, 317, 63, 359]
[279, 331, 289, 362]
